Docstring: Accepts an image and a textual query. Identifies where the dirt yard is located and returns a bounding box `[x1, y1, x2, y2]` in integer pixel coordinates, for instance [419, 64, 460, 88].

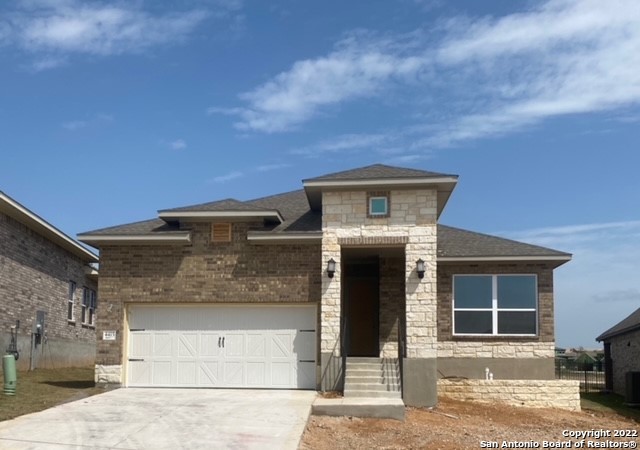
[300, 397, 640, 450]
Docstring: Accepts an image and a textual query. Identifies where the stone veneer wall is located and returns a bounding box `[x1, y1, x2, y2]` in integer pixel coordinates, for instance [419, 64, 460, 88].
[0, 211, 97, 370]
[320, 189, 438, 405]
[321, 189, 437, 357]
[608, 328, 640, 397]
[96, 221, 321, 384]
[379, 256, 404, 357]
[438, 379, 581, 411]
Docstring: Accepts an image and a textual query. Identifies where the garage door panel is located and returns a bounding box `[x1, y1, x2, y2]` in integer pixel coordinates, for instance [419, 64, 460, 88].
[199, 361, 220, 385]
[246, 334, 266, 358]
[129, 333, 151, 358]
[127, 305, 316, 389]
[246, 362, 265, 385]
[200, 333, 221, 357]
[153, 361, 172, 385]
[178, 334, 198, 357]
[153, 333, 173, 357]
[296, 362, 316, 390]
[271, 333, 293, 358]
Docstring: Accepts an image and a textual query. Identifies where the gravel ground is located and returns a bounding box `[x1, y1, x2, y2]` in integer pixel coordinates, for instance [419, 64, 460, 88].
[300, 397, 640, 450]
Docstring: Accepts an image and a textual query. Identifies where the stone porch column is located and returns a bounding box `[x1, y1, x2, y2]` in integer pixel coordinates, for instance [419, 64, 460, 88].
[403, 225, 438, 406]
[320, 233, 342, 390]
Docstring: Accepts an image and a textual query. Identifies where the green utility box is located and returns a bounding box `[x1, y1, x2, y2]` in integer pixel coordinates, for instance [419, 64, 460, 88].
[3, 354, 17, 395]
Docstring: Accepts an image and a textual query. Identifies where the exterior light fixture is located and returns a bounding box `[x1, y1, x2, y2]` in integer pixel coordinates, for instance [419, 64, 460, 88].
[416, 258, 425, 279]
[327, 258, 336, 278]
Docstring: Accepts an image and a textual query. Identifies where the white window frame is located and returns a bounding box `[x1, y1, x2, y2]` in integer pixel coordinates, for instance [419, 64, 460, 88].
[82, 288, 96, 326]
[67, 281, 76, 322]
[369, 196, 388, 216]
[452, 274, 538, 337]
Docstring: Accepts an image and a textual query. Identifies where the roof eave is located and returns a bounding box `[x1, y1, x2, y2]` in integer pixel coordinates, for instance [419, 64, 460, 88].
[78, 233, 192, 248]
[157, 210, 284, 223]
[303, 177, 458, 215]
[437, 255, 572, 265]
[247, 231, 322, 244]
[0, 192, 98, 263]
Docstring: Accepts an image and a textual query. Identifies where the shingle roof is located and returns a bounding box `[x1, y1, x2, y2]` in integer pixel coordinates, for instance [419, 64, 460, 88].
[160, 198, 275, 213]
[80, 218, 185, 236]
[303, 164, 457, 182]
[597, 307, 640, 341]
[437, 225, 571, 259]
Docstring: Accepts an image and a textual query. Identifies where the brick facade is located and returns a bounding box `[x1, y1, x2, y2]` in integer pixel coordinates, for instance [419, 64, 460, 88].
[96, 221, 321, 371]
[607, 328, 640, 396]
[379, 256, 404, 357]
[437, 262, 555, 343]
[0, 211, 97, 369]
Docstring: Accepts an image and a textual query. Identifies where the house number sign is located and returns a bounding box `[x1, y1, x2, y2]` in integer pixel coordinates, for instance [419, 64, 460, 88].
[102, 331, 117, 341]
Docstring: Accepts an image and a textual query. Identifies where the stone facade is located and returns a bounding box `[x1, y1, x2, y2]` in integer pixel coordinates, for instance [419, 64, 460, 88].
[438, 379, 581, 411]
[0, 211, 97, 369]
[320, 189, 438, 405]
[96, 221, 321, 381]
[379, 256, 404, 357]
[607, 329, 640, 397]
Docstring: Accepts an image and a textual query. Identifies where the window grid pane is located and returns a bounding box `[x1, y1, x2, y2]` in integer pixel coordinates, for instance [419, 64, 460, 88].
[453, 274, 537, 336]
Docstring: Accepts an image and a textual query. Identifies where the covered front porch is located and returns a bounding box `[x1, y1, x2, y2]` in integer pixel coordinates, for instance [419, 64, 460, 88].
[319, 237, 438, 408]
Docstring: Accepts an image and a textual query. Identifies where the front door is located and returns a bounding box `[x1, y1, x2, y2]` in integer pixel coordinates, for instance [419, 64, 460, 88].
[344, 261, 379, 357]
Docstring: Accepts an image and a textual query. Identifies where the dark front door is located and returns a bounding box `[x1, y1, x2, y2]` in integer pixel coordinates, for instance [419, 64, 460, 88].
[344, 261, 379, 357]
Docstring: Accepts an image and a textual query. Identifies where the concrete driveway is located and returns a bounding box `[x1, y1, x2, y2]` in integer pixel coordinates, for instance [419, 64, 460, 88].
[0, 388, 316, 450]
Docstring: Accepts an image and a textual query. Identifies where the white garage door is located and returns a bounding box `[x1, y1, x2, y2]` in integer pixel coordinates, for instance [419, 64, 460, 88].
[126, 305, 316, 389]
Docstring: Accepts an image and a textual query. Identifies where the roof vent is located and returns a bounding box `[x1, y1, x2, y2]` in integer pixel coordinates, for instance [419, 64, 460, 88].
[211, 223, 231, 243]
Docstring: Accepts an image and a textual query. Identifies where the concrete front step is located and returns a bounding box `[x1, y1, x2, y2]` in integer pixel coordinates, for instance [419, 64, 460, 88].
[312, 397, 405, 421]
[345, 375, 398, 383]
[346, 357, 389, 363]
[344, 389, 401, 399]
[344, 383, 400, 392]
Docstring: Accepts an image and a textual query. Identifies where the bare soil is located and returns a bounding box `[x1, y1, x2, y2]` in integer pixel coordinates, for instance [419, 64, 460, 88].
[300, 397, 640, 450]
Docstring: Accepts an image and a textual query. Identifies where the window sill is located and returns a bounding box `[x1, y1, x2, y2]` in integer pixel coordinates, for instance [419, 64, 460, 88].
[451, 335, 539, 341]
[81, 323, 96, 329]
[67, 320, 76, 325]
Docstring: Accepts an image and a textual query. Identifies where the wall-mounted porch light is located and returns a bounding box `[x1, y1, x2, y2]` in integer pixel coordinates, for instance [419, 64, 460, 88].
[416, 258, 425, 279]
[327, 258, 336, 278]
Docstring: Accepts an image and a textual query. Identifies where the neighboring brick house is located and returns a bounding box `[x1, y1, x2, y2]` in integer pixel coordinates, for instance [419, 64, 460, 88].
[0, 191, 98, 370]
[78, 164, 571, 407]
[597, 307, 640, 397]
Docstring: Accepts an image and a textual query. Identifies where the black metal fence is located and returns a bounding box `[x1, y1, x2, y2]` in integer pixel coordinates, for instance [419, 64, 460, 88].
[555, 358, 606, 393]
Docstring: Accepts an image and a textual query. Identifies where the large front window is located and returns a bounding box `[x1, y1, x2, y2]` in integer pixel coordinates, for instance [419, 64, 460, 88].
[453, 275, 537, 335]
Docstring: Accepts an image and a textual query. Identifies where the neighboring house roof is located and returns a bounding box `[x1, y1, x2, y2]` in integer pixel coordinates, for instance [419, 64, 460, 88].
[0, 191, 98, 263]
[597, 307, 640, 341]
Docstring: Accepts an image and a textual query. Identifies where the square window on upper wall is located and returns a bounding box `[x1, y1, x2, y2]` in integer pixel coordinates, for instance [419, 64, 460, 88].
[369, 196, 388, 216]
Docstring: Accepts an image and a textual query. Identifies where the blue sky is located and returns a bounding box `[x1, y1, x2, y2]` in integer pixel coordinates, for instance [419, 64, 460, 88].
[1, 0, 639, 348]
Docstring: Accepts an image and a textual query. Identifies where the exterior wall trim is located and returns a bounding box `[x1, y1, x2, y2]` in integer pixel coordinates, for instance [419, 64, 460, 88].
[304, 177, 458, 188]
[158, 210, 283, 222]
[438, 256, 571, 262]
[78, 234, 192, 244]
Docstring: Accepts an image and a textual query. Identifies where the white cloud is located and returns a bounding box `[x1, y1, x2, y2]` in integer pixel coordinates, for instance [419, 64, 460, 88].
[502, 220, 640, 346]
[61, 113, 113, 131]
[4, 1, 209, 69]
[170, 139, 187, 150]
[255, 163, 290, 172]
[214, 32, 430, 132]
[219, 0, 640, 152]
[209, 171, 244, 183]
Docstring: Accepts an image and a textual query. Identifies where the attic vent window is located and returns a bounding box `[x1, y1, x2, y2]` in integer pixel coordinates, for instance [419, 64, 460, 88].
[367, 192, 390, 218]
[211, 223, 231, 243]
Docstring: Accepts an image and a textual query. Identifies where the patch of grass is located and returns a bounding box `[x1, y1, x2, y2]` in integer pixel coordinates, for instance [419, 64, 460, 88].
[0, 367, 104, 422]
[581, 392, 640, 422]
